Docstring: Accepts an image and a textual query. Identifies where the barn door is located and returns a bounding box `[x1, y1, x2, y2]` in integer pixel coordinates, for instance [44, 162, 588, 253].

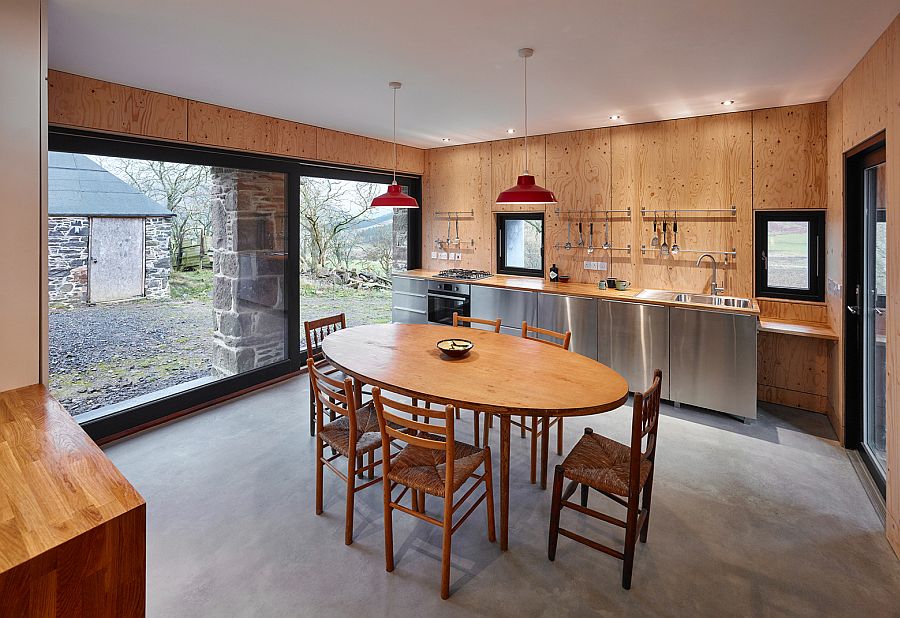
[89, 217, 145, 303]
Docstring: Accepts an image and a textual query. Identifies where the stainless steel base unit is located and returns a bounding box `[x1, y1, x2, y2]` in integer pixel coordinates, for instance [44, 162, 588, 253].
[537, 293, 598, 358]
[470, 284, 537, 336]
[391, 275, 427, 324]
[598, 300, 670, 399]
[669, 307, 757, 420]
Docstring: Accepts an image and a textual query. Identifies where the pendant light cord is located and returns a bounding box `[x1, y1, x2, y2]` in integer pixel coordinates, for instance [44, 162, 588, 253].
[392, 85, 397, 185]
[523, 53, 528, 174]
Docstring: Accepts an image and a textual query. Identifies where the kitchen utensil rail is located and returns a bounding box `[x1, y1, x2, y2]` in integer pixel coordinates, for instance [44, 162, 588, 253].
[434, 209, 475, 218]
[640, 205, 736, 216]
[554, 207, 631, 217]
[640, 245, 736, 258]
[555, 243, 631, 254]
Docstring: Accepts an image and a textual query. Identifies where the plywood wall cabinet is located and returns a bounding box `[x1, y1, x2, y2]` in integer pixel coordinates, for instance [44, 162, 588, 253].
[188, 101, 317, 158]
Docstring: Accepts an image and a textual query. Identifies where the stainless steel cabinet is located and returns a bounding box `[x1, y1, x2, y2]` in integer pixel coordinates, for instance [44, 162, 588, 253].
[470, 285, 537, 336]
[598, 300, 670, 399]
[391, 275, 427, 324]
[669, 307, 757, 420]
[537, 293, 598, 358]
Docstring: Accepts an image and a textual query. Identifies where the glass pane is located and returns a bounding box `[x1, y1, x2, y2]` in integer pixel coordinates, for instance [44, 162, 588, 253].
[863, 162, 887, 475]
[48, 152, 288, 419]
[299, 177, 400, 350]
[503, 218, 543, 269]
[766, 220, 810, 289]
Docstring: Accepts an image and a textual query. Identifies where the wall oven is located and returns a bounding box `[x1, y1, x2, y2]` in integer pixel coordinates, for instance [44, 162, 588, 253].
[427, 281, 471, 326]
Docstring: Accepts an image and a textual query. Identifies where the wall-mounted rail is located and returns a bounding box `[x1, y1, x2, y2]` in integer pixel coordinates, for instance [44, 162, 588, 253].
[640, 205, 736, 217]
[433, 209, 475, 218]
[555, 243, 632, 254]
[554, 207, 631, 217]
[640, 245, 737, 261]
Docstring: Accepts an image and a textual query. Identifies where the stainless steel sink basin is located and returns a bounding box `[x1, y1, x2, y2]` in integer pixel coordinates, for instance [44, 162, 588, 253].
[636, 289, 752, 309]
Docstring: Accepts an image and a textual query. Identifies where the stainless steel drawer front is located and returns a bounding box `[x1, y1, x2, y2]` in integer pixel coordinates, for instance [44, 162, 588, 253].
[470, 285, 537, 328]
[598, 300, 670, 399]
[669, 307, 757, 419]
[392, 276, 428, 296]
[537, 293, 598, 359]
[392, 307, 427, 324]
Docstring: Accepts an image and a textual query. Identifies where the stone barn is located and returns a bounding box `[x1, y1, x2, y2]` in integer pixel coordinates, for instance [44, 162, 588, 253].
[48, 152, 174, 305]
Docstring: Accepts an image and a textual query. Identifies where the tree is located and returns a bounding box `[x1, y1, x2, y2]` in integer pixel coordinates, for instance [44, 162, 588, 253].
[97, 157, 211, 268]
[361, 225, 394, 277]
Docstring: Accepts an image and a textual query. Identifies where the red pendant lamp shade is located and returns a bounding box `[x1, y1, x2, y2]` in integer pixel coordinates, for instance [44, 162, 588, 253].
[371, 81, 419, 209]
[371, 182, 418, 208]
[496, 174, 557, 205]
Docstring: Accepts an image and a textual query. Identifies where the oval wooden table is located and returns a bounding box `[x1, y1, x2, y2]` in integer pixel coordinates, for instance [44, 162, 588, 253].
[322, 323, 629, 550]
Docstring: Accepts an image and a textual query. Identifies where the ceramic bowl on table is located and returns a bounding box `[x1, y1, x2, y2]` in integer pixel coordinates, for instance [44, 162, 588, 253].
[437, 338, 474, 358]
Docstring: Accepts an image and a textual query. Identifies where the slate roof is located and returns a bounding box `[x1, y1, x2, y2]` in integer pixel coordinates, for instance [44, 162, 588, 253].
[48, 152, 174, 217]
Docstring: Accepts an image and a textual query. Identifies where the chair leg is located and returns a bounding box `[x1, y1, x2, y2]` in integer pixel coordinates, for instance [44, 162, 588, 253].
[640, 470, 655, 543]
[556, 417, 564, 456]
[345, 455, 356, 545]
[483, 447, 496, 543]
[530, 416, 539, 485]
[309, 391, 316, 437]
[315, 437, 324, 515]
[540, 416, 550, 490]
[482, 414, 491, 447]
[366, 450, 374, 480]
[441, 488, 454, 599]
[548, 465, 564, 561]
[473, 411, 481, 448]
[357, 455, 364, 480]
[622, 494, 639, 589]
[383, 480, 395, 572]
[580, 483, 589, 507]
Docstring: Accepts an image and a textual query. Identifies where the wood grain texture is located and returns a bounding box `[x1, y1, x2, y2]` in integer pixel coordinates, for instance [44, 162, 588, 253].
[842, 26, 890, 150]
[421, 143, 492, 271]
[757, 331, 829, 413]
[48, 70, 187, 141]
[752, 103, 827, 209]
[315, 127, 425, 174]
[188, 101, 316, 158]
[825, 85, 845, 442]
[0, 385, 146, 616]
[756, 299, 828, 323]
[758, 318, 838, 340]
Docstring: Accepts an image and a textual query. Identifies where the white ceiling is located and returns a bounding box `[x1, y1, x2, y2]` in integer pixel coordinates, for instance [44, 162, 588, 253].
[49, 0, 900, 149]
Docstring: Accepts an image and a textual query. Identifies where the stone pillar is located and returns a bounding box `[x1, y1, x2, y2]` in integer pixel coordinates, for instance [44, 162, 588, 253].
[210, 169, 287, 376]
[144, 217, 172, 299]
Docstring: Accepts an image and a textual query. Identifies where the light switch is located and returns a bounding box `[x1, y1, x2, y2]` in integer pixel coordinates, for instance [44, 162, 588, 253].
[599, 261, 608, 271]
[431, 251, 438, 259]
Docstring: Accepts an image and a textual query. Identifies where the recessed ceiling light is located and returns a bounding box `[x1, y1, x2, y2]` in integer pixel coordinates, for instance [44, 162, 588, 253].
[441, 138, 451, 143]
[609, 115, 621, 120]
[507, 128, 516, 134]
[721, 100, 735, 106]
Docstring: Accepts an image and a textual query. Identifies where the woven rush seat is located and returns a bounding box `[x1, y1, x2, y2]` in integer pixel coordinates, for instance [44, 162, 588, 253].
[560, 432, 652, 497]
[319, 401, 382, 457]
[388, 435, 485, 497]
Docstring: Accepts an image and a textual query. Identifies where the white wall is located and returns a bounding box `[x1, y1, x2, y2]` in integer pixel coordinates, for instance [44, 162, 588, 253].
[0, 0, 46, 391]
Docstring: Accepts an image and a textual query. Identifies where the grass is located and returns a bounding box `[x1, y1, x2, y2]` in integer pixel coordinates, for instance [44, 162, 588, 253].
[767, 232, 808, 257]
[169, 268, 214, 301]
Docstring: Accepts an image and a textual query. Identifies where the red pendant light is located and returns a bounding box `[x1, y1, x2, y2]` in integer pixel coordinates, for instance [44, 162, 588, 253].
[371, 81, 419, 209]
[496, 48, 557, 205]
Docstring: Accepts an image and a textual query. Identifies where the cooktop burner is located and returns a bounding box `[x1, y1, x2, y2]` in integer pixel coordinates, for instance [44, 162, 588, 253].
[435, 269, 493, 280]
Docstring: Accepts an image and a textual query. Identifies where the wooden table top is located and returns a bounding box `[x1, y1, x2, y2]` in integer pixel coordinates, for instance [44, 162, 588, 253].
[0, 385, 145, 573]
[322, 323, 629, 417]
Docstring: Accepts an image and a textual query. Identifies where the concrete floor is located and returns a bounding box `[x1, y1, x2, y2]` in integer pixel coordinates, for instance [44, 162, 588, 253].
[104, 377, 900, 617]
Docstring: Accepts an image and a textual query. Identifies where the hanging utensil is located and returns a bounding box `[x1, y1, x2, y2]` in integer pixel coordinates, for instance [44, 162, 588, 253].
[601, 211, 611, 250]
[670, 211, 680, 256]
[564, 222, 572, 250]
[446, 217, 452, 246]
[454, 214, 460, 244]
[587, 222, 594, 254]
[650, 211, 659, 248]
[659, 212, 670, 257]
[578, 220, 585, 246]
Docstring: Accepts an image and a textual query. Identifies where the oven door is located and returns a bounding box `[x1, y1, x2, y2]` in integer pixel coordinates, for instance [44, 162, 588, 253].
[427, 292, 470, 326]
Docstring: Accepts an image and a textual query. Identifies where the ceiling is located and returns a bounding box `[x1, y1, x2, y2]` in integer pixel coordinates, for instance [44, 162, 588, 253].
[49, 0, 900, 149]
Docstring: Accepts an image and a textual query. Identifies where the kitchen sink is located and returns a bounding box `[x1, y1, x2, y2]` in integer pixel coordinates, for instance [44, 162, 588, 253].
[635, 289, 752, 309]
[635, 289, 680, 301]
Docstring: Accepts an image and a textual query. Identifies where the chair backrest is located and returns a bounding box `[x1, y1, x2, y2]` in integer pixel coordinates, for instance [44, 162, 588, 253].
[371, 387, 457, 496]
[453, 312, 501, 333]
[307, 357, 358, 436]
[304, 313, 347, 361]
[629, 369, 663, 491]
[521, 321, 572, 350]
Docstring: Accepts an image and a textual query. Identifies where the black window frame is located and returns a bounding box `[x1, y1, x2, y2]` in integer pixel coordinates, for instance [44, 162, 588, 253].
[48, 127, 421, 442]
[496, 212, 545, 277]
[754, 210, 825, 301]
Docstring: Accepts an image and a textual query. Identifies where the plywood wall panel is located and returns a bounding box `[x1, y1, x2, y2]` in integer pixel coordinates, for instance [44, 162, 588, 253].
[49, 70, 187, 141]
[757, 331, 829, 413]
[825, 86, 845, 441]
[753, 103, 827, 210]
[756, 299, 829, 323]
[842, 29, 890, 151]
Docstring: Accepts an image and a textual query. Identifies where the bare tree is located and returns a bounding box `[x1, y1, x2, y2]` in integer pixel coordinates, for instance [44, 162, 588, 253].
[361, 225, 393, 277]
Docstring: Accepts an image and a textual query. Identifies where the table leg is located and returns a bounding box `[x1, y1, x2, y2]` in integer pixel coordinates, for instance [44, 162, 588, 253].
[353, 378, 363, 407]
[500, 415, 511, 551]
[540, 415, 550, 490]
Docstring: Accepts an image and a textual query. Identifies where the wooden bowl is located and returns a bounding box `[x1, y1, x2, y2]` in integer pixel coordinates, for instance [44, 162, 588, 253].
[558, 275, 570, 283]
[437, 338, 474, 358]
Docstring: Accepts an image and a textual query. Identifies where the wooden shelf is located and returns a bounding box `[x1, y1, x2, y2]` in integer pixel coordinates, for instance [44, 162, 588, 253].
[758, 318, 838, 340]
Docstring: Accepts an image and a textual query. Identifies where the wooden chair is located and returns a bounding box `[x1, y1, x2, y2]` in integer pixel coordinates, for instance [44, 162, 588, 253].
[304, 314, 346, 436]
[372, 386, 496, 600]
[485, 322, 571, 487]
[308, 358, 387, 545]
[451, 311, 501, 447]
[548, 369, 663, 590]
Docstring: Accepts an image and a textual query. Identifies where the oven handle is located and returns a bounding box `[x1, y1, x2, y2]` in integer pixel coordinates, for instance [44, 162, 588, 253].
[428, 292, 469, 302]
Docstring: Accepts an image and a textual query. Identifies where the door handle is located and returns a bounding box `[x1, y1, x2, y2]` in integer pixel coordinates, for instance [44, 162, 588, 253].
[847, 305, 859, 315]
[92, 258, 98, 264]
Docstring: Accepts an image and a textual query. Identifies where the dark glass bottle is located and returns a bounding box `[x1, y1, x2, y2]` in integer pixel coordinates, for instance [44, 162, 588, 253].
[549, 263, 559, 282]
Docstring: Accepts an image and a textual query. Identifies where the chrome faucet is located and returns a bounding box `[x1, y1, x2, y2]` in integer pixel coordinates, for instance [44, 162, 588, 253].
[696, 254, 725, 295]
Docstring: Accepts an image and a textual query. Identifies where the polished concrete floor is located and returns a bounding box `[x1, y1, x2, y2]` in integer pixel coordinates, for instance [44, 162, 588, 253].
[104, 377, 900, 617]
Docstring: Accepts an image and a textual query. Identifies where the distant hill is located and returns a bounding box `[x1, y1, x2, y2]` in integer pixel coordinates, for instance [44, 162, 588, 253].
[353, 211, 393, 230]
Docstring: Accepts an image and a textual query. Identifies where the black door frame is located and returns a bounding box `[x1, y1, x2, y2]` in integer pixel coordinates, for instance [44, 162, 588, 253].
[844, 132, 887, 496]
[49, 127, 421, 441]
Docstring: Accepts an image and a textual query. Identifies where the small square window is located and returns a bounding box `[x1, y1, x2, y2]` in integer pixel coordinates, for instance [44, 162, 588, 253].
[496, 213, 544, 277]
[755, 211, 825, 301]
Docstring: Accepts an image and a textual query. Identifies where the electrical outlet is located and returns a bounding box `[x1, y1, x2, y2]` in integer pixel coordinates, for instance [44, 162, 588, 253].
[454, 252, 462, 261]
[431, 251, 438, 259]
[598, 261, 608, 271]
[438, 252, 448, 260]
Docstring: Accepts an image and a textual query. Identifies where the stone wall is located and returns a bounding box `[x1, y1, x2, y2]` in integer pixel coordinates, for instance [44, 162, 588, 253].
[144, 217, 172, 299]
[210, 168, 287, 376]
[48, 216, 89, 306]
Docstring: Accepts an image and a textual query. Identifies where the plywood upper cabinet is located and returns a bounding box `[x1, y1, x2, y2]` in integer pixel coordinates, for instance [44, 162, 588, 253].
[753, 103, 827, 209]
[188, 101, 317, 158]
[48, 70, 187, 141]
[315, 129, 425, 175]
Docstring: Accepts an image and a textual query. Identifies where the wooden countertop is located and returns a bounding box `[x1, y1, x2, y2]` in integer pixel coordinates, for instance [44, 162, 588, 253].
[398, 269, 760, 316]
[0, 384, 145, 574]
[758, 318, 839, 340]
